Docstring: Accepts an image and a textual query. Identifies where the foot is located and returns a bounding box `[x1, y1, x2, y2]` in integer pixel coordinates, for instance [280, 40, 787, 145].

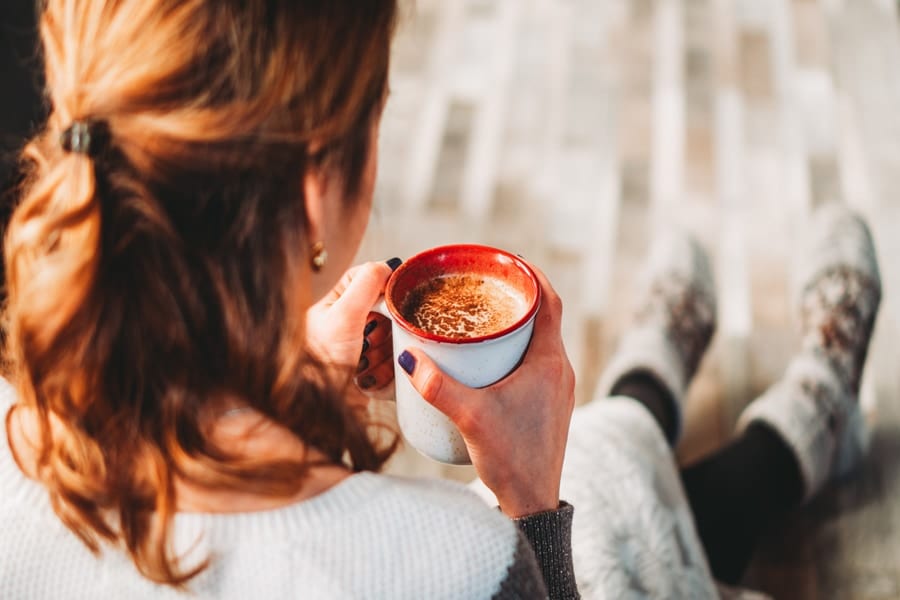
[738, 204, 882, 500]
[596, 231, 717, 445]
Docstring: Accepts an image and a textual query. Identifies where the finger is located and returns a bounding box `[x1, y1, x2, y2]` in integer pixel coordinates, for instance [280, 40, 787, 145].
[355, 372, 378, 392]
[518, 264, 565, 366]
[396, 348, 475, 425]
[359, 379, 396, 402]
[528, 262, 563, 328]
[330, 261, 393, 322]
[319, 264, 367, 307]
[362, 313, 392, 345]
[358, 340, 393, 376]
[357, 353, 394, 392]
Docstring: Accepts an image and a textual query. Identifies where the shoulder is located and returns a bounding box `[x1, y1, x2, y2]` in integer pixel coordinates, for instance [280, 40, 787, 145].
[291, 473, 528, 599]
[347, 473, 520, 548]
[372, 473, 499, 514]
[179, 473, 531, 599]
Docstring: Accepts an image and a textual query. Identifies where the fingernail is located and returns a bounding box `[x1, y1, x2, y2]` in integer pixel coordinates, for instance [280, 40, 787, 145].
[357, 355, 369, 374]
[398, 350, 416, 375]
[386, 257, 403, 272]
[364, 320, 378, 336]
[361, 338, 369, 354]
[358, 374, 377, 389]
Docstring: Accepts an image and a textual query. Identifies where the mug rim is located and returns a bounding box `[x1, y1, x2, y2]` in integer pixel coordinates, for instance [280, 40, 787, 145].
[383, 244, 542, 345]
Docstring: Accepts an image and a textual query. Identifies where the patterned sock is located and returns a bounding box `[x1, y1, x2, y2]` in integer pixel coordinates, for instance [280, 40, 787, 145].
[738, 204, 881, 500]
[597, 232, 717, 445]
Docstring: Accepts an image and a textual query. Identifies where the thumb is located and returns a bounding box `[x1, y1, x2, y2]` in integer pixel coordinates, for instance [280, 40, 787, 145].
[397, 348, 474, 424]
[331, 261, 393, 322]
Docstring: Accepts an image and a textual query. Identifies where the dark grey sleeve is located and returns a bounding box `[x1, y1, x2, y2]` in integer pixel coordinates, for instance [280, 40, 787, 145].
[511, 502, 579, 600]
[492, 532, 550, 600]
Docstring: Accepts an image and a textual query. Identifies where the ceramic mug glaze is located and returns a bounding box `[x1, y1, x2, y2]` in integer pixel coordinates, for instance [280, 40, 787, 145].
[375, 244, 541, 464]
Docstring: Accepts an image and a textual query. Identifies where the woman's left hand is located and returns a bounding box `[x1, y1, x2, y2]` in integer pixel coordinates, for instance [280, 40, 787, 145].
[306, 261, 397, 394]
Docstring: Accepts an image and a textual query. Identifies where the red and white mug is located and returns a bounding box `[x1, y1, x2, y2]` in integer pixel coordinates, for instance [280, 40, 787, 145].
[375, 244, 541, 464]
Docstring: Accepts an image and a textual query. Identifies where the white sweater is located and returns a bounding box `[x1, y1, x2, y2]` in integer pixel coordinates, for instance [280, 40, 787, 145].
[0, 381, 575, 599]
[1, 379, 767, 599]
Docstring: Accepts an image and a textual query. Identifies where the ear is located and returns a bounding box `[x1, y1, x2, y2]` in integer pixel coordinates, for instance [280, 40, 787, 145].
[303, 164, 329, 245]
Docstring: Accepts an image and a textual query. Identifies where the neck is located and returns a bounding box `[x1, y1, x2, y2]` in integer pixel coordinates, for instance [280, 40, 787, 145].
[7, 404, 352, 514]
[177, 407, 352, 513]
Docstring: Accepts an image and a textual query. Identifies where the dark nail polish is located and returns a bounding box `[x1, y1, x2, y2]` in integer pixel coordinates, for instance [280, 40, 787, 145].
[386, 257, 403, 272]
[357, 355, 369, 374]
[364, 320, 378, 336]
[398, 351, 416, 375]
[361, 338, 369, 354]
[358, 374, 377, 389]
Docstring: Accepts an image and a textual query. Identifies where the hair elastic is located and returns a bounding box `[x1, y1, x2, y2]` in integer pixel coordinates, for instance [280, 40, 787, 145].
[60, 120, 109, 157]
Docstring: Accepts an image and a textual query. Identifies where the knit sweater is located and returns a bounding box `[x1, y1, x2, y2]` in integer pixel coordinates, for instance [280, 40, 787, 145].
[2, 380, 774, 599]
[0, 380, 578, 599]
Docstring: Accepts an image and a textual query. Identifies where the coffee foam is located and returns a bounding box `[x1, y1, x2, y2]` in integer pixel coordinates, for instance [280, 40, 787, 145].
[401, 274, 529, 339]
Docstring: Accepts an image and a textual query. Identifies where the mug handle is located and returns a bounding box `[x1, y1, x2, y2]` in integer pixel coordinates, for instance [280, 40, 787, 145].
[370, 297, 391, 320]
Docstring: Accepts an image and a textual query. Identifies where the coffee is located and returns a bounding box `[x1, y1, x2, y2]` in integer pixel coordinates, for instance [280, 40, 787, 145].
[401, 274, 528, 339]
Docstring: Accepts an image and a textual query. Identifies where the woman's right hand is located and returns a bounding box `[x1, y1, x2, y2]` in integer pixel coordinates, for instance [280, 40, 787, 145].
[397, 265, 576, 518]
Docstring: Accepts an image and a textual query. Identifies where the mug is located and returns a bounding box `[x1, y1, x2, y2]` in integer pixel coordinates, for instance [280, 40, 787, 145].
[375, 244, 541, 464]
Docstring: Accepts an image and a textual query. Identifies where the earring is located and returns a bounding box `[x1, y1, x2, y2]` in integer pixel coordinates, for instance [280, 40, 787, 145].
[310, 241, 328, 272]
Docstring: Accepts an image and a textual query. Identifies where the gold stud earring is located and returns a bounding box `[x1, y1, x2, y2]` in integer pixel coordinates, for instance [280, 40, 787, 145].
[310, 241, 328, 272]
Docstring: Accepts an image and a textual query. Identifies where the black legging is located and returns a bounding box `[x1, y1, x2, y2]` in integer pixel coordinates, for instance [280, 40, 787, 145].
[612, 373, 803, 585]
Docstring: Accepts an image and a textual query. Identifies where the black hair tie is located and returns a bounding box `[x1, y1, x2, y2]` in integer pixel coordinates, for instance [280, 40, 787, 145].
[60, 120, 109, 157]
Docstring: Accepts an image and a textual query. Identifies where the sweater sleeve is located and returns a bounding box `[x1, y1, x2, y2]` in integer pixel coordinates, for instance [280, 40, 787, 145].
[511, 502, 579, 600]
[491, 532, 550, 600]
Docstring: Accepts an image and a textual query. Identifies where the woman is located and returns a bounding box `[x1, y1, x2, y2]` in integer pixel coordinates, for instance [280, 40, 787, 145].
[1, 0, 576, 598]
[0, 1, 883, 599]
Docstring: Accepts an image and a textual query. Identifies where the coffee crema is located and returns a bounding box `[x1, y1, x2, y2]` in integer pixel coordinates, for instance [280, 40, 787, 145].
[400, 274, 528, 339]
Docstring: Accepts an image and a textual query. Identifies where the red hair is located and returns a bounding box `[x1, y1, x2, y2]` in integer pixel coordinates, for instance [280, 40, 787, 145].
[5, 0, 398, 586]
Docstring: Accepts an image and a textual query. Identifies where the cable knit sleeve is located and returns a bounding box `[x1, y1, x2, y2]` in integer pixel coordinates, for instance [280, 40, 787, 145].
[494, 502, 580, 600]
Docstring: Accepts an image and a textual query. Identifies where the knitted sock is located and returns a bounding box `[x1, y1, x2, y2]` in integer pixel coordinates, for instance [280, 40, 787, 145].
[738, 204, 882, 500]
[597, 232, 717, 445]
